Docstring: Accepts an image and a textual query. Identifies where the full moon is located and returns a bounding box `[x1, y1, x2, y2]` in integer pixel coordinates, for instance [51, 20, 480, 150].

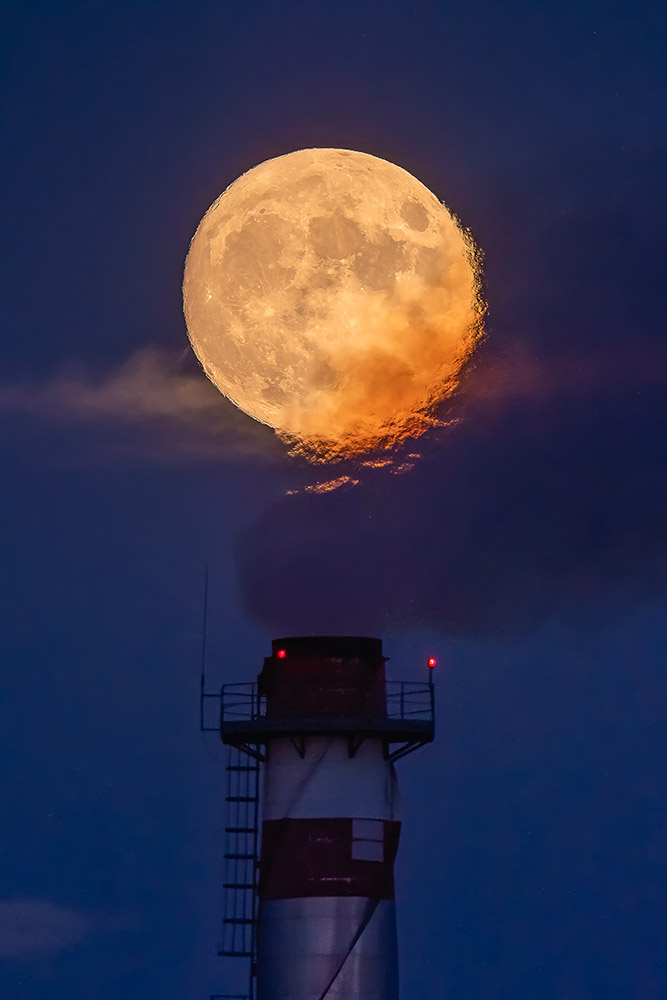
[183, 148, 483, 461]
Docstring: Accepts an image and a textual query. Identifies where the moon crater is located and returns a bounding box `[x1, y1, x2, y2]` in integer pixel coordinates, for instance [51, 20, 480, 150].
[183, 148, 484, 461]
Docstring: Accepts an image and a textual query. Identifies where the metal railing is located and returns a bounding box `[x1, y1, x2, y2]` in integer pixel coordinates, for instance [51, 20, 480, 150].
[201, 681, 261, 733]
[221, 683, 265, 722]
[385, 680, 434, 722]
[203, 680, 434, 731]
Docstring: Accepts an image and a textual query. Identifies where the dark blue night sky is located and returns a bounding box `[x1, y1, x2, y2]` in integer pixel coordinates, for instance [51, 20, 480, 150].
[1, 2, 666, 998]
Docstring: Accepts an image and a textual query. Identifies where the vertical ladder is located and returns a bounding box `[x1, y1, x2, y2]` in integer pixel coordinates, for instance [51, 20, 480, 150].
[219, 744, 261, 1000]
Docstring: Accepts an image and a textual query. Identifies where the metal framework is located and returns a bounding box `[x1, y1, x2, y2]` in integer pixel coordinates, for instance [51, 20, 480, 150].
[202, 682, 261, 1000]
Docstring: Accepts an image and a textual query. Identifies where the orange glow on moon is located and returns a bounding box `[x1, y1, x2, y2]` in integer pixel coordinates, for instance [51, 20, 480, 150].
[183, 148, 484, 461]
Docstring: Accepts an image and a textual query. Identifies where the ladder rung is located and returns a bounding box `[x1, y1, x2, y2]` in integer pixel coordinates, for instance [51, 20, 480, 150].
[226, 765, 258, 771]
[224, 882, 257, 890]
[226, 796, 258, 802]
[223, 917, 255, 924]
[218, 950, 253, 957]
[224, 852, 255, 860]
[225, 827, 256, 834]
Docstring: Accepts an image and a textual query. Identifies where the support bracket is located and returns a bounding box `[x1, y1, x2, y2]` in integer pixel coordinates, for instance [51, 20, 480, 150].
[385, 740, 428, 763]
[289, 735, 306, 759]
[348, 734, 366, 758]
[229, 742, 265, 763]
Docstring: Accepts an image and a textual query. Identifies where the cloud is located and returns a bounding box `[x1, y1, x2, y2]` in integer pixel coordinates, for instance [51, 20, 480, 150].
[0, 348, 281, 463]
[0, 899, 89, 959]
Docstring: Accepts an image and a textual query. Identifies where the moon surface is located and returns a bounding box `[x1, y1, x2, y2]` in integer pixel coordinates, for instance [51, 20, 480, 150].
[183, 148, 483, 461]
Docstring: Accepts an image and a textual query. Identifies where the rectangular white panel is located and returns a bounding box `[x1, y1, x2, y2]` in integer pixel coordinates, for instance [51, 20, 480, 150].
[352, 839, 384, 861]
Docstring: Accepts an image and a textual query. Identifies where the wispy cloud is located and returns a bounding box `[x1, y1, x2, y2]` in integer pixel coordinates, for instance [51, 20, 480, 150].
[462, 344, 667, 409]
[0, 348, 280, 463]
[0, 898, 89, 959]
[3, 342, 663, 470]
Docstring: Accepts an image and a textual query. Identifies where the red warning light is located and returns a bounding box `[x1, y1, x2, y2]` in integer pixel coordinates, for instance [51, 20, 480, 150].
[427, 657, 437, 668]
[277, 648, 287, 659]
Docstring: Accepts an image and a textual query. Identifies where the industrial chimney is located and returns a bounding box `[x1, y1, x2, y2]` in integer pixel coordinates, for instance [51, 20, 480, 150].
[202, 635, 435, 1000]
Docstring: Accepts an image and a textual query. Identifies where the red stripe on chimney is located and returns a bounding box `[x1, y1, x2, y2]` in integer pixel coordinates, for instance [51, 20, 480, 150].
[259, 818, 400, 901]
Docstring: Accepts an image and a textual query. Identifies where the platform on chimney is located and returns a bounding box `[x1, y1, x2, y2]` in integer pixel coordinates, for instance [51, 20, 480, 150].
[201, 679, 434, 762]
